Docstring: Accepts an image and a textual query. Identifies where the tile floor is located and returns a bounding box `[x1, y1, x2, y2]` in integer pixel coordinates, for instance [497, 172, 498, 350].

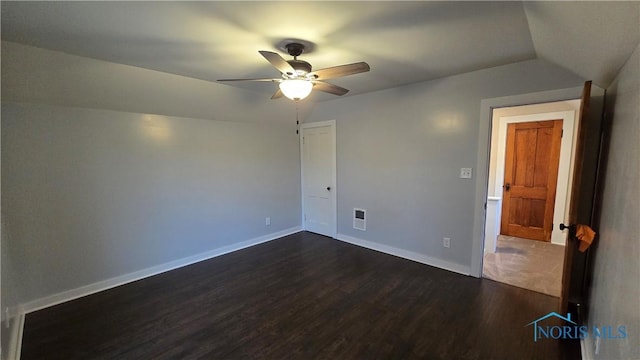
[482, 235, 565, 297]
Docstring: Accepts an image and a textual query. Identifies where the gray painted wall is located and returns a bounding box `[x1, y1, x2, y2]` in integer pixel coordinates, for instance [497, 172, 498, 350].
[1, 41, 302, 309]
[1, 103, 300, 305]
[1, 41, 304, 310]
[584, 43, 639, 360]
[306, 59, 584, 269]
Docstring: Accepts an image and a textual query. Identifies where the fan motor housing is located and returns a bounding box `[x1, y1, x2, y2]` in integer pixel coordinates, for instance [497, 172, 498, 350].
[287, 60, 312, 76]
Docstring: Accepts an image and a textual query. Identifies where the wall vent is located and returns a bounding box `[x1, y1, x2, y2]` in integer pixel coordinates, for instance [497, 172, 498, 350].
[353, 208, 366, 231]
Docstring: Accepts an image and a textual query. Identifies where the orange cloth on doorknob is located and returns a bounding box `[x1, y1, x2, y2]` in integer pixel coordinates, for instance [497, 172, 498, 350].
[576, 224, 596, 252]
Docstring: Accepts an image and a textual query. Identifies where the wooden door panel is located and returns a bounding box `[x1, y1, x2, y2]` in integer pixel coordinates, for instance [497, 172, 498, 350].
[560, 81, 594, 314]
[508, 197, 523, 225]
[530, 199, 545, 228]
[509, 186, 547, 199]
[506, 198, 544, 238]
[534, 127, 554, 186]
[514, 128, 537, 186]
[501, 119, 563, 242]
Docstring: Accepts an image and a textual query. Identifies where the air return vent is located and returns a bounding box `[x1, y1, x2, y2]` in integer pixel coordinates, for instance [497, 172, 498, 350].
[353, 208, 366, 231]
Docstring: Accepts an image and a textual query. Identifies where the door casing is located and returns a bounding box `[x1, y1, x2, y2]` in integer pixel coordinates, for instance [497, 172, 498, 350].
[471, 85, 603, 278]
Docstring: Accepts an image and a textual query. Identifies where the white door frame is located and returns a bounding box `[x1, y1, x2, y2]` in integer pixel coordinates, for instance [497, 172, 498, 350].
[470, 86, 589, 278]
[300, 120, 337, 238]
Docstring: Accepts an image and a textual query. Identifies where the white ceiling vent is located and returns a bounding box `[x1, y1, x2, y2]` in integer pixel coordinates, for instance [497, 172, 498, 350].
[353, 208, 366, 231]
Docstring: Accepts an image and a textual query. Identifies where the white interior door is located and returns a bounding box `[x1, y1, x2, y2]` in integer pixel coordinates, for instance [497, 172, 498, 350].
[301, 120, 336, 238]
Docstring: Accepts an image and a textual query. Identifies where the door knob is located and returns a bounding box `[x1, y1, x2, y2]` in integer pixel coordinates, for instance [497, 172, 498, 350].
[559, 223, 575, 231]
[326, 186, 331, 191]
[504, 183, 511, 191]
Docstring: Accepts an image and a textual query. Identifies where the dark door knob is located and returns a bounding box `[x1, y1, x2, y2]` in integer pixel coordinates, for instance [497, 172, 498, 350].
[504, 183, 511, 191]
[559, 223, 574, 231]
[327, 186, 331, 191]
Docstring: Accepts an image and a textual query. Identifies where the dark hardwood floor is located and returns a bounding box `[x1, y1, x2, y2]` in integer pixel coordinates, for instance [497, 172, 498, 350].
[21, 232, 580, 359]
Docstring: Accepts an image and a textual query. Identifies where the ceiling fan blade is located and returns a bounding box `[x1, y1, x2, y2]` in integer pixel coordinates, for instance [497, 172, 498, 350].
[217, 78, 278, 82]
[271, 88, 283, 100]
[313, 81, 349, 96]
[259, 50, 297, 76]
[310, 62, 370, 80]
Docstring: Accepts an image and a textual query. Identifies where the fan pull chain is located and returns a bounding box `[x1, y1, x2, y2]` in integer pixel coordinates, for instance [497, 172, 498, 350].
[295, 101, 300, 134]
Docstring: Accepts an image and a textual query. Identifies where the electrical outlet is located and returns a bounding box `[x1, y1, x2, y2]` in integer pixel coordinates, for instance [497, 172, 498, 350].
[460, 168, 472, 179]
[443, 237, 451, 248]
[265, 217, 271, 226]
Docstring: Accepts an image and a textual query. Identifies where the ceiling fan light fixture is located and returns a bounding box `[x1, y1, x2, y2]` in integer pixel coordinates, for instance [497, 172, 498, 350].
[217, 40, 369, 101]
[279, 79, 313, 100]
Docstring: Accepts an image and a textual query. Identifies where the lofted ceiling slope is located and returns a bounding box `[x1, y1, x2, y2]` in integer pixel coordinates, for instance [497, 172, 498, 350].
[1, 1, 638, 102]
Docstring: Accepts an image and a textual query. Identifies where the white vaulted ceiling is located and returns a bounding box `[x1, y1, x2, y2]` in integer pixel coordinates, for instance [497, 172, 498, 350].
[523, 1, 640, 87]
[1, 1, 639, 102]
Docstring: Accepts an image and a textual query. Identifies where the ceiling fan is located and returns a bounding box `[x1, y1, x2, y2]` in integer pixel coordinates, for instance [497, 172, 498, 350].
[217, 41, 370, 101]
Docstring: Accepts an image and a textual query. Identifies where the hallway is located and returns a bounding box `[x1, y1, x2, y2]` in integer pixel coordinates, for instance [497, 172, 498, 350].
[483, 235, 565, 297]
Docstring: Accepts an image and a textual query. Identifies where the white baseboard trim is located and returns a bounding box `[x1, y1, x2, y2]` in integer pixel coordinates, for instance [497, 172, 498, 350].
[551, 239, 567, 246]
[21, 227, 301, 315]
[336, 233, 471, 276]
[6, 309, 25, 360]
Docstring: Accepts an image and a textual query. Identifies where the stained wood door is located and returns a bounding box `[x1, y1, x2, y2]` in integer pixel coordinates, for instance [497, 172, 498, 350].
[560, 81, 594, 314]
[500, 120, 563, 241]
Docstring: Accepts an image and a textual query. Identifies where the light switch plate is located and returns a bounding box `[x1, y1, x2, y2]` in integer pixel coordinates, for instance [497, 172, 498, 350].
[460, 168, 472, 178]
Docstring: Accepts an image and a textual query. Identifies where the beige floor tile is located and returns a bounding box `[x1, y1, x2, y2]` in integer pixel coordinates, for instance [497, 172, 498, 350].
[482, 235, 564, 297]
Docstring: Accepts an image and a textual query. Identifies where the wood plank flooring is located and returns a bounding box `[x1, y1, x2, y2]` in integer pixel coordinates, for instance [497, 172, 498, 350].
[21, 232, 580, 359]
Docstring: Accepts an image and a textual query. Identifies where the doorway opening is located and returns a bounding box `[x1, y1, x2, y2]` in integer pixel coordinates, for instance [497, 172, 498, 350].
[482, 100, 581, 297]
